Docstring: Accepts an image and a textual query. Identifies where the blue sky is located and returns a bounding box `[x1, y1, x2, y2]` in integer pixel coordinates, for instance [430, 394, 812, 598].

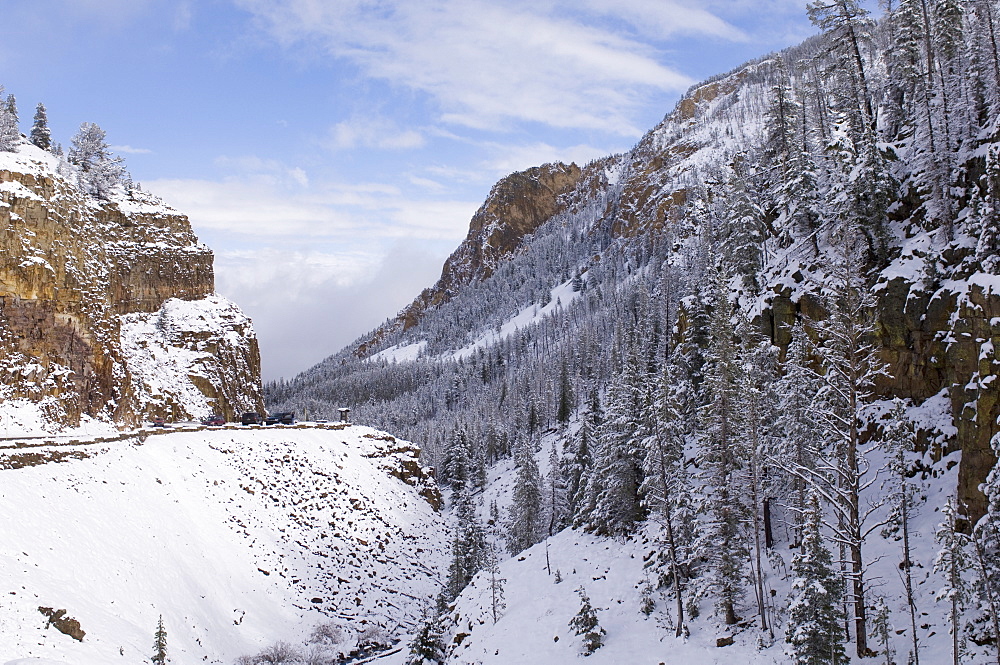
[1, 0, 827, 381]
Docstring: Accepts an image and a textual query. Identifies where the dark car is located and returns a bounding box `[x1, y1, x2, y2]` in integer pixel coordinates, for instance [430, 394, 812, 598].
[151, 417, 168, 428]
[241, 412, 262, 425]
[201, 414, 226, 426]
[265, 411, 295, 425]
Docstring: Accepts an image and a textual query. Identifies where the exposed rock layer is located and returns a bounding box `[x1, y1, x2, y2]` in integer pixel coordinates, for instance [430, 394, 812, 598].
[0, 150, 263, 426]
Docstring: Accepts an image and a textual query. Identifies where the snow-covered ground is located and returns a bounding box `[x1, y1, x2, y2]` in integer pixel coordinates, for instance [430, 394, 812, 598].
[0, 425, 447, 665]
[385, 420, 974, 665]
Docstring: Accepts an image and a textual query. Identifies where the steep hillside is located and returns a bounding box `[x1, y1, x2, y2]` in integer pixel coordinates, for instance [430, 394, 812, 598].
[0, 143, 263, 428]
[269, 6, 1000, 663]
[0, 424, 446, 664]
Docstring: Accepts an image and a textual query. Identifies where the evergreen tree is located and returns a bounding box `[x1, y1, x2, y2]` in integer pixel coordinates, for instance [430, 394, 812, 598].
[642, 358, 696, 637]
[151, 614, 168, 665]
[934, 496, 970, 665]
[581, 335, 646, 538]
[30, 102, 50, 151]
[0, 90, 19, 152]
[883, 399, 922, 665]
[785, 491, 847, 665]
[68, 121, 125, 198]
[806, 225, 890, 658]
[566, 382, 600, 517]
[407, 608, 446, 665]
[696, 264, 747, 626]
[544, 442, 570, 536]
[444, 485, 487, 602]
[506, 437, 544, 554]
[569, 586, 605, 656]
[485, 541, 506, 624]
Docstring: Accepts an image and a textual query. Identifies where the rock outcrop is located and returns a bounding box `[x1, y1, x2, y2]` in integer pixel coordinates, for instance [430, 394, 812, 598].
[0, 144, 263, 428]
[355, 162, 582, 356]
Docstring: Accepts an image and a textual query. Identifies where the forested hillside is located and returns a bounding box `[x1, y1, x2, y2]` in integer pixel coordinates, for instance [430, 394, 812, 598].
[267, 2, 1000, 661]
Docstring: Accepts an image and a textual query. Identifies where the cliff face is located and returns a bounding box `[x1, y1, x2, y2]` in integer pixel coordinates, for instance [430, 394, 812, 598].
[0, 145, 263, 427]
[356, 162, 582, 355]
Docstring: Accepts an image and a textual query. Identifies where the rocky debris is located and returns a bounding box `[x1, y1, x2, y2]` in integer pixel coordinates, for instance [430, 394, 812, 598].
[38, 606, 86, 641]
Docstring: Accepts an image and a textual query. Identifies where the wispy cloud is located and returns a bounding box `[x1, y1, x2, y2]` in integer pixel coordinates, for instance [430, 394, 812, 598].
[326, 117, 426, 151]
[111, 144, 153, 155]
[236, 0, 715, 135]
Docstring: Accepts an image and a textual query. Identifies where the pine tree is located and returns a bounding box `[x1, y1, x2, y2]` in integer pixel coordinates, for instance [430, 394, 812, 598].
[485, 541, 506, 624]
[566, 382, 600, 517]
[805, 226, 890, 657]
[30, 102, 50, 151]
[151, 614, 168, 665]
[582, 335, 646, 537]
[807, 0, 876, 134]
[883, 399, 922, 665]
[934, 496, 970, 665]
[696, 264, 747, 626]
[544, 442, 570, 536]
[506, 437, 543, 554]
[642, 359, 695, 637]
[68, 121, 125, 198]
[569, 586, 605, 656]
[407, 608, 446, 665]
[0, 90, 19, 152]
[444, 485, 487, 602]
[785, 491, 847, 665]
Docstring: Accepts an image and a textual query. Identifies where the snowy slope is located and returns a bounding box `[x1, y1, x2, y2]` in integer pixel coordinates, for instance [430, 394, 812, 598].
[0, 425, 447, 664]
[412, 422, 975, 665]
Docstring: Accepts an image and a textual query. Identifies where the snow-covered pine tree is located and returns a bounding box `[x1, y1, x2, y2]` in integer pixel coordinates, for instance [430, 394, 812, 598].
[485, 541, 506, 624]
[805, 225, 891, 657]
[566, 382, 600, 519]
[30, 102, 50, 151]
[505, 437, 544, 555]
[544, 442, 569, 537]
[68, 121, 125, 199]
[772, 326, 821, 549]
[0, 90, 19, 152]
[695, 264, 748, 626]
[642, 357, 697, 637]
[974, 426, 1000, 665]
[735, 312, 778, 637]
[444, 484, 487, 603]
[407, 608, 446, 665]
[934, 496, 970, 665]
[581, 328, 647, 538]
[569, 586, 605, 656]
[883, 399, 922, 665]
[807, 0, 876, 135]
[151, 614, 168, 665]
[785, 491, 847, 665]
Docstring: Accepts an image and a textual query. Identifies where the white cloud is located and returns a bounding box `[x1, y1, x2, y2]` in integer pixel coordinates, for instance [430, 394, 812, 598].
[111, 144, 153, 154]
[479, 141, 612, 177]
[327, 117, 426, 151]
[218, 244, 447, 381]
[237, 0, 704, 135]
[146, 166, 477, 243]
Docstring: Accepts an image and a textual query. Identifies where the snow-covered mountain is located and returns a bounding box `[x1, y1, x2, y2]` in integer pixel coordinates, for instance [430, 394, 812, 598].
[268, 5, 1000, 664]
[0, 423, 446, 664]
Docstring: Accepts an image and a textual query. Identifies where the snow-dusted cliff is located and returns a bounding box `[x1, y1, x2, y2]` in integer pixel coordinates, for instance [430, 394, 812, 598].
[0, 142, 263, 429]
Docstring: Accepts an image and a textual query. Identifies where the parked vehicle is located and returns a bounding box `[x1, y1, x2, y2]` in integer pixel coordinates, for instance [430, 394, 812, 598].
[241, 412, 262, 425]
[201, 414, 225, 426]
[151, 417, 168, 428]
[265, 411, 295, 425]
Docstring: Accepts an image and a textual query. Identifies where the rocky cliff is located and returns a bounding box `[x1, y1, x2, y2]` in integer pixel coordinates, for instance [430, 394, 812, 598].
[0, 144, 263, 428]
[355, 162, 582, 356]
